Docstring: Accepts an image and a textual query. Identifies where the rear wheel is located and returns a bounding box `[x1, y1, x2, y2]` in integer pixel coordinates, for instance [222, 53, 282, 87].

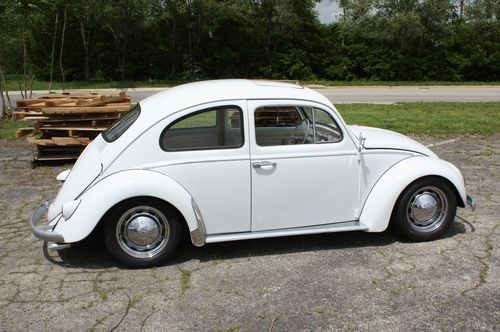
[104, 198, 182, 268]
[392, 177, 457, 241]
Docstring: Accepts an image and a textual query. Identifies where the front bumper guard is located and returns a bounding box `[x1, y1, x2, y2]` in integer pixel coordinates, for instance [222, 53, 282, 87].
[28, 201, 65, 243]
[466, 195, 476, 211]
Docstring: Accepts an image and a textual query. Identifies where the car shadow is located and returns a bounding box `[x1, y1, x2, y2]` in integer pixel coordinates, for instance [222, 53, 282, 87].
[43, 219, 471, 270]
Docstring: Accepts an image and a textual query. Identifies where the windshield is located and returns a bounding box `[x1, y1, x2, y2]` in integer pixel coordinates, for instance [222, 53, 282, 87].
[102, 104, 141, 142]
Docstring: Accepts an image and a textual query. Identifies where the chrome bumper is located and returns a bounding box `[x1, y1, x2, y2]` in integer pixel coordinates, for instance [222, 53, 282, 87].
[466, 195, 476, 211]
[28, 201, 65, 243]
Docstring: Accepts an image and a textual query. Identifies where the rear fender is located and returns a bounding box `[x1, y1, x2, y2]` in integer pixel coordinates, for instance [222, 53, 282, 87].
[360, 156, 466, 232]
[53, 169, 200, 244]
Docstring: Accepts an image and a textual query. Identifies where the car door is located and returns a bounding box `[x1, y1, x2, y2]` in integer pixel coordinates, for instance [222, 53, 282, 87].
[155, 100, 251, 235]
[248, 99, 360, 231]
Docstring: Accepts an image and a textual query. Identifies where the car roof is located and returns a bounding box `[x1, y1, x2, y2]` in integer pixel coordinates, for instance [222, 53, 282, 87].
[139, 79, 334, 120]
[98, 80, 347, 169]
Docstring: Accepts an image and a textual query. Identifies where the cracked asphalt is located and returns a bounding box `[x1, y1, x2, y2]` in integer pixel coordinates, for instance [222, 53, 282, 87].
[0, 136, 498, 331]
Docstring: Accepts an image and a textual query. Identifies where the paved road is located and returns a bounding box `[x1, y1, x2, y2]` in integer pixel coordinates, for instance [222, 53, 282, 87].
[318, 86, 500, 103]
[0, 136, 498, 331]
[7, 85, 500, 104]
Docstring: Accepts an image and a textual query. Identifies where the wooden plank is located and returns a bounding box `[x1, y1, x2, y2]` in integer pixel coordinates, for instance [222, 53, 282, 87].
[34, 155, 79, 161]
[76, 92, 128, 107]
[40, 105, 131, 114]
[39, 126, 108, 131]
[35, 115, 120, 123]
[44, 99, 79, 107]
[12, 112, 26, 120]
[12, 111, 43, 120]
[16, 99, 47, 107]
[39, 94, 102, 99]
[95, 102, 130, 107]
[16, 127, 35, 138]
[27, 136, 51, 145]
[17, 102, 46, 109]
[27, 136, 90, 146]
[52, 137, 91, 145]
[37, 145, 87, 153]
[19, 116, 50, 121]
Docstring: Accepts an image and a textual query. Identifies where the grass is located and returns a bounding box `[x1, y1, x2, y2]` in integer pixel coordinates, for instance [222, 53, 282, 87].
[1, 102, 499, 139]
[336, 102, 500, 136]
[0, 119, 28, 139]
[179, 268, 191, 295]
[5, 78, 500, 91]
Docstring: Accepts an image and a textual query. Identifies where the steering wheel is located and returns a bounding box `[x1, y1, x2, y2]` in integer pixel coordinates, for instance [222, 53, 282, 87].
[287, 118, 311, 145]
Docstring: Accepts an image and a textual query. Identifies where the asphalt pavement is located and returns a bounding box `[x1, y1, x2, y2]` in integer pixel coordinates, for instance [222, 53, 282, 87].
[7, 85, 500, 104]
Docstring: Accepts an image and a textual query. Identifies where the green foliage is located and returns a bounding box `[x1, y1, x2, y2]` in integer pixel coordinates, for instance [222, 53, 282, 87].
[0, 0, 498, 83]
[0, 119, 28, 140]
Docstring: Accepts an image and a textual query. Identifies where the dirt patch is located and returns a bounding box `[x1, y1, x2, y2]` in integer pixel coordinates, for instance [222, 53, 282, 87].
[0, 137, 498, 331]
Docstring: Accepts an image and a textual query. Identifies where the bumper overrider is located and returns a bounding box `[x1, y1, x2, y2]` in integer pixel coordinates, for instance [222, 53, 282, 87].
[466, 195, 476, 211]
[28, 200, 66, 244]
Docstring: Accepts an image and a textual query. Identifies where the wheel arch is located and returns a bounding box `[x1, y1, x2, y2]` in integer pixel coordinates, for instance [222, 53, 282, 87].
[359, 156, 466, 232]
[97, 195, 190, 237]
[53, 169, 204, 245]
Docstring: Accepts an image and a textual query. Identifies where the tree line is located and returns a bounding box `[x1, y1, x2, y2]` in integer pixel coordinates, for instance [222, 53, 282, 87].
[0, 0, 499, 85]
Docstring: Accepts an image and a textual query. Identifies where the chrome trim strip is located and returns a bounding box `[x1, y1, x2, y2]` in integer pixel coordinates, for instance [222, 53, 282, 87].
[190, 198, 207, 247]
[466, 195, 476, 211]
[47, 242, 71, 251]
[206, 221, 367, 244]
[28, 201, 65, 243]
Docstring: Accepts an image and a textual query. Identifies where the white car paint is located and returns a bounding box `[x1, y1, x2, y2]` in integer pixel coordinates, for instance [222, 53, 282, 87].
[247, 99, 360, 231]
[29, 79, 471, 248]
[349, 125, 437, 157]
[359, 156, 467, 232]
[53, 168, 199, 243]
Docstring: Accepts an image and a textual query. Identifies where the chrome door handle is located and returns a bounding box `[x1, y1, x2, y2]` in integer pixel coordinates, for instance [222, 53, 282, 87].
[252, 161, 277, 170]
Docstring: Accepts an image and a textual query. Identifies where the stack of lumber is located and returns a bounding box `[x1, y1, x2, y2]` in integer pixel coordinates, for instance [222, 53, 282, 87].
[14, 91, 131, 163]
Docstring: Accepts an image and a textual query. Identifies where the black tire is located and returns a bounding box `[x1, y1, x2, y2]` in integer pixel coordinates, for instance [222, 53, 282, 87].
[104, 197, 182, 268]
[392, 176, 457, 242]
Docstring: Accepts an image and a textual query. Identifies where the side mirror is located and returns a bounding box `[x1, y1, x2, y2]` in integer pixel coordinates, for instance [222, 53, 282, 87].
[358, 132, 366, 152]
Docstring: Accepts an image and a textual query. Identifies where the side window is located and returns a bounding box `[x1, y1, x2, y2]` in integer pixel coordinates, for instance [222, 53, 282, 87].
[255, 106, 301, 127]
[254, 106, 342, 146]
[160, 106, 243, 151]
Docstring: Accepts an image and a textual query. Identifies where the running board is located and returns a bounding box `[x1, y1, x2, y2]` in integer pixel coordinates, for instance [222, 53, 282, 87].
[205, 221, 368, 244]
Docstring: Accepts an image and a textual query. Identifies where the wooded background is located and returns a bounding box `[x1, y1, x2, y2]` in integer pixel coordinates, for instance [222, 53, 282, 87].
[0, 0, 499, 84]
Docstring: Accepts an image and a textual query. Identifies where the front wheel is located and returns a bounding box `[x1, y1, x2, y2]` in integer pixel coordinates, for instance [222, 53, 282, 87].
[392, 177, 457, 241]
[104, 198, 182, 268]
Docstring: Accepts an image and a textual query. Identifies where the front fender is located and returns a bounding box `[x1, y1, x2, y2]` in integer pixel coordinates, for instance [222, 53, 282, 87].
[360, 156, 467, 232]
[52, 169, 199, 243]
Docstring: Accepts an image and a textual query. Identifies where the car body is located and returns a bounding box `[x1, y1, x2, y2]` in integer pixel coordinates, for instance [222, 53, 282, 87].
[29, 80, 475, 267]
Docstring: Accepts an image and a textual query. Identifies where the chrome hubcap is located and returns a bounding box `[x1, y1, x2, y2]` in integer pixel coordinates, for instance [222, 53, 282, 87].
[407, 186, 448, 232]
[125, 214, 160, 247]
[116, 206, 169, 259]
[411, 193, 438, 222]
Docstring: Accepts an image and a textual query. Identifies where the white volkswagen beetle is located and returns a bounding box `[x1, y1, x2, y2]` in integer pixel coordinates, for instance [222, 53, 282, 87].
[29, 80, 475, 267]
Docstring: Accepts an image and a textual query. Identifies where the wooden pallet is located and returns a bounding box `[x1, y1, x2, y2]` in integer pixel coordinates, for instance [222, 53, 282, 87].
[16, 92, 126, 106]
[14, 91, 132, 164]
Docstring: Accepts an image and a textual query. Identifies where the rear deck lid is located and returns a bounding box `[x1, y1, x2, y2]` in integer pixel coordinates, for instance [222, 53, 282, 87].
[48, 141, 103, 220]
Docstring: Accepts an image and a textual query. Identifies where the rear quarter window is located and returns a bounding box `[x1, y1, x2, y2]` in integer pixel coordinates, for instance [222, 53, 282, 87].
[160, 106, 243, 151]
